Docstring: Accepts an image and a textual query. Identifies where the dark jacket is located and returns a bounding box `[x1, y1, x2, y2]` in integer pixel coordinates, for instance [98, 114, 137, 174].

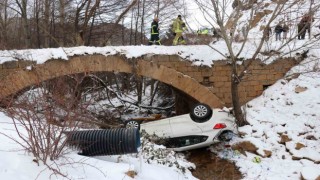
[275, 24, 283, 33]
[151, 21, 159, 35]
[282, 24, 289, 32]
[301, 15, 314, 24]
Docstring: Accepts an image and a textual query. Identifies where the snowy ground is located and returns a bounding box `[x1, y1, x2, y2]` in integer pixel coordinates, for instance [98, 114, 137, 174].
[210, 57, 320, 180]
[0, 112, 196, 180]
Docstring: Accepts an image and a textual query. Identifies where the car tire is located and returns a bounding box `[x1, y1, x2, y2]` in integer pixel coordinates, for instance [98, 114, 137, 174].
[190, 103, 213, 123]
[218, 131, 234, 142]
[125, 120, 140, 129]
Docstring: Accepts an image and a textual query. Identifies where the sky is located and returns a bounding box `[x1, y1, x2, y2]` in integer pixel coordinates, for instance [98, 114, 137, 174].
[185, 0, 216, 30]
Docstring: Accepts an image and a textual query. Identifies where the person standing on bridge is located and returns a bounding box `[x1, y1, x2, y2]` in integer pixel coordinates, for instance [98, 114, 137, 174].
[274, 22, 283, 41]
[172, 15, 186, 45]
[148, 17, 161, 45]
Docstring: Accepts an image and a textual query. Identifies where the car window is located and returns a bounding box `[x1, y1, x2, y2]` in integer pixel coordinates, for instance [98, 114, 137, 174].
[163, 135, 208, 148]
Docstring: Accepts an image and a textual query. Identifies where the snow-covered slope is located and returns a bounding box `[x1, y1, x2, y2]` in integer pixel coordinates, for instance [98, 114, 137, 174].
[204, 44, 320, 180]
[0, 111, 196, 180]
[206, 1, 320, 179]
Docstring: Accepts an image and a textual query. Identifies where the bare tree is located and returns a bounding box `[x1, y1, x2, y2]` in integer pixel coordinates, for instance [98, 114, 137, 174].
[15, 0, 31, 48]
[0, 0, 9, 48]
[193, 0, 320, 126]
[0, 0, 187, 48]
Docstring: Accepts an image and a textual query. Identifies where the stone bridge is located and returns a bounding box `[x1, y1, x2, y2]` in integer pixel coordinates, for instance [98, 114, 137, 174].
[0, 47, 297, 108]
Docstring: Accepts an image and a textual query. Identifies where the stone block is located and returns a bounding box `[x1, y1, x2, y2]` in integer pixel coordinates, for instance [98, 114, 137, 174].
[254, 85, 263, 91]
[2, 61, 18, 69]
[169, 55, 180, 62]
[258, 74, 267, 80]
[18, 60, 35, 68]
[274, 73, 284, 79]
[223, 82, 231, 88]
[214, 82, 225, 88]
[200, 70, 212, 77]
[249, 81, 259, 86]
[247, 91, 257, 97]
[238, 86, 246, 92]
[266, 74, 275, 80]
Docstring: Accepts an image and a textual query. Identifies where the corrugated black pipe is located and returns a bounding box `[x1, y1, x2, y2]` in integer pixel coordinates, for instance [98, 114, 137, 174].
[65, 128, 140, 156]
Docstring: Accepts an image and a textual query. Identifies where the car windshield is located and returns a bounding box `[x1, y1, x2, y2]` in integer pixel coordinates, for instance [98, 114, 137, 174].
[162, 135, 208, 148]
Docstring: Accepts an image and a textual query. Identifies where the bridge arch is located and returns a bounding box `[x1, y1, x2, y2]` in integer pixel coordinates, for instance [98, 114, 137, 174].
[0, 55, 224, 108]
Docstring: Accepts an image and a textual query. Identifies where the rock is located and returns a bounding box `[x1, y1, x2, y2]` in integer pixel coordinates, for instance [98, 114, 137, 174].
[263, 150, 272, 158]
[238, 131, 248, 137]
[280, 134, 291, 143]
[285, 73, 300, 82]
[306, 135, 317, 140]
[232, 141, 258, 156]
[295, 143, 306, 150]
[292, 156, 301, 160]
[279, 134, 292, 144]
[125, 170, 137, 178]
[295, 86, 307, 93]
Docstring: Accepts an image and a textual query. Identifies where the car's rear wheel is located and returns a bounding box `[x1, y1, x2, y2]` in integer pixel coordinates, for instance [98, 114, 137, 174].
[125, 120, 140, 129]
[190, 103, 213, 123]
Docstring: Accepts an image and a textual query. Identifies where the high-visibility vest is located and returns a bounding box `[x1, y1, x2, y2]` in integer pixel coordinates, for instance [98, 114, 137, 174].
[198, 29, 209, 35]
[173, 18, 184, 33]
[151, 21, 159, 35]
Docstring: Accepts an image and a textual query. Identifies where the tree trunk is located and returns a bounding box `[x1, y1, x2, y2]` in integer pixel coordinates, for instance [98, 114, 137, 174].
[231, 66, 248, 126]
[122, 19, 125, 45]
[0, 0, 9, 48]
[16, 0, 31, 48]
[134, 0, 140, 45]
[58, 0, 65, 46]
[50, 1, 56, 47]
[136, 76, 143, 104]
[140, 0, 145, 44]
[34, 0, 40, 48]
[87, 13, 96, 45]
[149, 81, 159, 106]
[130, 9, 134, 45]
[156, 0, 160, 17]
[43, 0, 50, 48]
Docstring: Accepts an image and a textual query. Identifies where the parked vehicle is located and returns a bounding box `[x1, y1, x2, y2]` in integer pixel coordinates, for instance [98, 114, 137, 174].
[125, 103, 237, 151]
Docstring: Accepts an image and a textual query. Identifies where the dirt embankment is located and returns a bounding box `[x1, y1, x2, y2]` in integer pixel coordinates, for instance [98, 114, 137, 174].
[186, 148, 242, 180]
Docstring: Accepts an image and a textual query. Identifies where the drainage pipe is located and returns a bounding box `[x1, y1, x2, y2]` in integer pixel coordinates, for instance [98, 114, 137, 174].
[66, 128, 140, 156]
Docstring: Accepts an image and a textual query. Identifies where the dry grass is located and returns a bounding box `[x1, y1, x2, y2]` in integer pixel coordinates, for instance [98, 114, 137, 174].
[232, 141, 258, 156]
[125, 170, 137, 178]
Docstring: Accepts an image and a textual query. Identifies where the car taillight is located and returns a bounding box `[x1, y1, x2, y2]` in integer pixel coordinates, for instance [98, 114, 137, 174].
[213, 123, 227, 129]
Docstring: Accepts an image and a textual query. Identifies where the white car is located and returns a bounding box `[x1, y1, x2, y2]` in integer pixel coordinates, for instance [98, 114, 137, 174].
[125, 103, 237, 151]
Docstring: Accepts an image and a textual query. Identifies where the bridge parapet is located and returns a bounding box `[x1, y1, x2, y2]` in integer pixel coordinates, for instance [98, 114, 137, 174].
[0, 54, 297, 107]
[0, 54, 224, 108]
[0, 60, 35, 80]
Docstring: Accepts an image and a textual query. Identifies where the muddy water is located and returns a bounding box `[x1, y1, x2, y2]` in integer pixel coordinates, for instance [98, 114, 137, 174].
[186, 148, 242, 180]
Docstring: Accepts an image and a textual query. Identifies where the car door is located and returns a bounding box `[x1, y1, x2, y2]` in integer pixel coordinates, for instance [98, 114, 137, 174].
[169, 114, 203, 137]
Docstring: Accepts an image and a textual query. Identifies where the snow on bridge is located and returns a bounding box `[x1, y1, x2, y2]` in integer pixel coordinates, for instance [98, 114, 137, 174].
[0, 44, 308, 107]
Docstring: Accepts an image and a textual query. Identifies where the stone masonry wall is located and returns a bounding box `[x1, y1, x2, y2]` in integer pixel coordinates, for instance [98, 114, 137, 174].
[145, 55, 297, 107]
[0, 55, 297, 107]
[0, 60, 36, 80]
